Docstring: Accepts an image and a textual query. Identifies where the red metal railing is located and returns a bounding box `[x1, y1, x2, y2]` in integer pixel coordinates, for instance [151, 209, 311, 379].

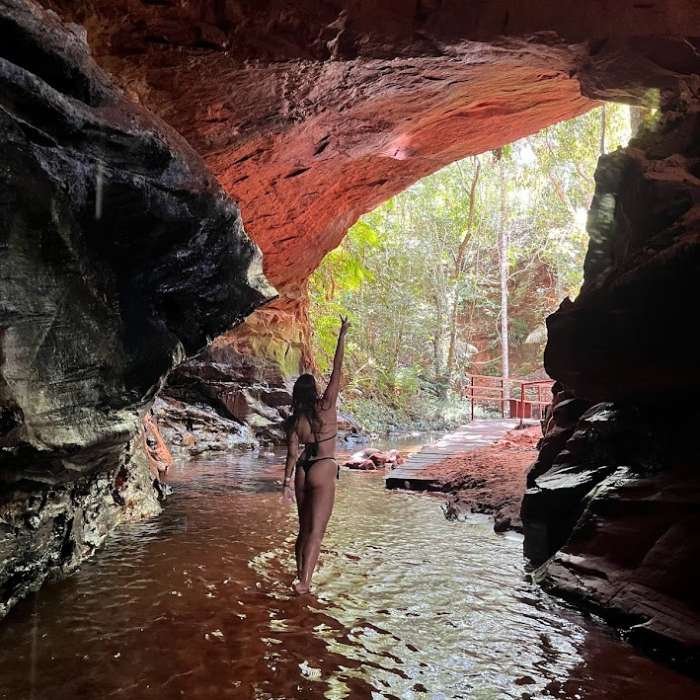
[461, 374, 553, 425]
[515, 379, 555, 427]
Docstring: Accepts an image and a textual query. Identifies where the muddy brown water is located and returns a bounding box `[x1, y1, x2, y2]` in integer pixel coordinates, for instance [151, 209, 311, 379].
[1, 442, 698, 699]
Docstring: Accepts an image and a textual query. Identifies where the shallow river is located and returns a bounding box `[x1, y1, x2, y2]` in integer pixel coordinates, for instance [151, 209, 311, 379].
[1, 446, 698, 699]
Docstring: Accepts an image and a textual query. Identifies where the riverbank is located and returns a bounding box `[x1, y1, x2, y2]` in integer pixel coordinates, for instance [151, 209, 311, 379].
[416, 425, 541, 532]
[340, 394, 476, 436]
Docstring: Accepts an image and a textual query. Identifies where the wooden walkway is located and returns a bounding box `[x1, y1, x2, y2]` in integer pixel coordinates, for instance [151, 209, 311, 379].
[385, 419, 519, 491]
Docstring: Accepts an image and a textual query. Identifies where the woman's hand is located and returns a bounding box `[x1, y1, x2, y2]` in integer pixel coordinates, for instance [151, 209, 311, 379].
[282, 481, 295, 504]
[339, 315, 351, 336]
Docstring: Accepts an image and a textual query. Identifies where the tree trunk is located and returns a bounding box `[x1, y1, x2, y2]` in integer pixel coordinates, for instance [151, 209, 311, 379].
[392, 319, 405, 379]
[432, 291, 444, 383]
[433, 326, 443, 382]
[446, 292, 460, 377]
[446, 158, 481, 378]
[497, 154, 510, 399]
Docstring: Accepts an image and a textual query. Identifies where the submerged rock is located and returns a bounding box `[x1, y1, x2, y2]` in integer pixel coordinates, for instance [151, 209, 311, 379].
[0, 0, 274, 617]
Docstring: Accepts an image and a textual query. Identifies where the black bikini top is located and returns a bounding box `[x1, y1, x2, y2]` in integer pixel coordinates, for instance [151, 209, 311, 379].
[305, 432, 337, 457]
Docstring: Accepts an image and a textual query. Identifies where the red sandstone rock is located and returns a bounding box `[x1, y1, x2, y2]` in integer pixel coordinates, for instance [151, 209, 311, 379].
[38, 0, 700, 369]
[344, 448, 403, 470]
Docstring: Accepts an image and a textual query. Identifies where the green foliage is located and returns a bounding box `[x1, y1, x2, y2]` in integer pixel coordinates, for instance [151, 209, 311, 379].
[310, 104, 632, 433]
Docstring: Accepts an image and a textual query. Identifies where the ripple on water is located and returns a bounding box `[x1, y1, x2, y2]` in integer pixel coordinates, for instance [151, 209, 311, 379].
[0, 450, 698, 699]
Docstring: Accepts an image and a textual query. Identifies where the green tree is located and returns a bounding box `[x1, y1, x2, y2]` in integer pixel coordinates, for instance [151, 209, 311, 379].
[310, 104, 632, 432]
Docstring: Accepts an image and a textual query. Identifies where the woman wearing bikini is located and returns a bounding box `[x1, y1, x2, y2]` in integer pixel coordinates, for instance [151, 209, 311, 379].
[282, 316, 350, 594]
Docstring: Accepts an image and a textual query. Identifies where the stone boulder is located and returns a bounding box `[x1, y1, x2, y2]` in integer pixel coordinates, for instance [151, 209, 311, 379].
[344, 448, 403, 471]
[160, 346, 291, 446]
[151, 396, 257, 456]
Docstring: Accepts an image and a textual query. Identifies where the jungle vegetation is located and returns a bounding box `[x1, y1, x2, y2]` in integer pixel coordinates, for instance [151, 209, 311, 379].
[310, 104, 639, 432]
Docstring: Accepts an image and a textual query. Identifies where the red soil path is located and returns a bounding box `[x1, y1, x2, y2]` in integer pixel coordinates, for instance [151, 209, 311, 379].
[420, 426, 541, 532]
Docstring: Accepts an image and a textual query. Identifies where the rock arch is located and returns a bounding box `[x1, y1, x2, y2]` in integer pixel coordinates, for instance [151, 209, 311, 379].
[41, 0, 699, 366]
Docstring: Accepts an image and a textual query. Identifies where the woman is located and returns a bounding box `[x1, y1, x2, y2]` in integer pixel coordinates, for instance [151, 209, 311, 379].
[282, 316, 350, 594]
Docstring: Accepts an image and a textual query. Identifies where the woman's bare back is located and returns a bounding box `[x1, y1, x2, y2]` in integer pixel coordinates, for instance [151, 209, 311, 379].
[295, 400, 338, 460]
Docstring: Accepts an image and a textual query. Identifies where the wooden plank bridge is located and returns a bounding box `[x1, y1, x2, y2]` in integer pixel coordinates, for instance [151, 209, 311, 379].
[385, 419, 520, 491]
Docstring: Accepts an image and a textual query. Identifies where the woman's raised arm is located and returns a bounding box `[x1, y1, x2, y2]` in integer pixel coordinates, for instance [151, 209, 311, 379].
[322, 316, 350, 408]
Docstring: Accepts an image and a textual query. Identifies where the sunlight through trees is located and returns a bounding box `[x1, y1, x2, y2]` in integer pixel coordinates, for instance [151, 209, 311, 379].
[310, 104, 632, 431]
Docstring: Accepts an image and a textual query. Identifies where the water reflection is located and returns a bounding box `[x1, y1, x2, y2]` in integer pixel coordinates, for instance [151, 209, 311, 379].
[0, 447, 697, 699]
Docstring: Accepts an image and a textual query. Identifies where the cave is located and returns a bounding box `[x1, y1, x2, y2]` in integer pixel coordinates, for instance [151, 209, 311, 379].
[1, 0, 700, 690]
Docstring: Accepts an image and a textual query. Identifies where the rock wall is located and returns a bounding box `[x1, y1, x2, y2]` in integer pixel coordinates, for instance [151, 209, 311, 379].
[0, 438, 160, 619]
[155, 340, 293, 453]
[0, 0, 274, 617]
[523, 88, 700, 672]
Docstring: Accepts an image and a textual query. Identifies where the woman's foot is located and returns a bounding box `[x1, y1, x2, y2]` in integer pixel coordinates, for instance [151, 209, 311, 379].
[293, 580, 310, 595]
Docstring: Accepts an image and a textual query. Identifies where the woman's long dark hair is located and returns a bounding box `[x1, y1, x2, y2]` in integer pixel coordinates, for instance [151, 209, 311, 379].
[287, 373, 321, 440]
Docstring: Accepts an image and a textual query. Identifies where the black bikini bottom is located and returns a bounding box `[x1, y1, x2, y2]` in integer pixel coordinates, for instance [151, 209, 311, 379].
[299, 456, 339, 480]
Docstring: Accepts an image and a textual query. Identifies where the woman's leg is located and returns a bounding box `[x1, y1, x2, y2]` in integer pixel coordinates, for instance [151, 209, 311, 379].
[294, 466, 309, 579]
[295, 460, 337, 594]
